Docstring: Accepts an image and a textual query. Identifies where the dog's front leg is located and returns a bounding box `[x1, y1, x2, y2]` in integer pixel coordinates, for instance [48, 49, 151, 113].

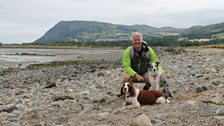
[156, 82, 160, 90]
[126, 97, 140, 106]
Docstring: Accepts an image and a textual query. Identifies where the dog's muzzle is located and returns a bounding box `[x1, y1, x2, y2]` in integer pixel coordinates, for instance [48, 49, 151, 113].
[123, 87, 128, 93]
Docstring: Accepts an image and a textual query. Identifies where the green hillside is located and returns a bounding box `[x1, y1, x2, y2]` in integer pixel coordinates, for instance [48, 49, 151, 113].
[34, 20, 185, 43]
[34, 20, 224, 45]
[182, 22, 224, 39]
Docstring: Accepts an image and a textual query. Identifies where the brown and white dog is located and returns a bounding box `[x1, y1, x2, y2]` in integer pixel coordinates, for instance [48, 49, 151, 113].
[118, 82, 169, 107]
[147, 61, 161, 90]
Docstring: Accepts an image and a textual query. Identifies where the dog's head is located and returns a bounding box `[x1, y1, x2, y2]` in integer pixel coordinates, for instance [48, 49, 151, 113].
[118, 82, 136, 97]
[147, 61, 160, 75]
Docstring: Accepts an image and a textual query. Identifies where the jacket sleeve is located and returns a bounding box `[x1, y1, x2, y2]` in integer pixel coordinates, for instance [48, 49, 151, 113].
[148, 47, 164, 73]
[122, 47, 137, 76]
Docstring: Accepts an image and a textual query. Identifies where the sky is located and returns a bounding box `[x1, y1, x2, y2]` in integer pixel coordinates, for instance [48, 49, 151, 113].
[1, 0, 224, 44]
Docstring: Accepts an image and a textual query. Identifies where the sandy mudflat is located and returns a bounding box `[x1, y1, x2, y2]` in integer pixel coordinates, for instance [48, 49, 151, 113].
[0, 48, 123, 68]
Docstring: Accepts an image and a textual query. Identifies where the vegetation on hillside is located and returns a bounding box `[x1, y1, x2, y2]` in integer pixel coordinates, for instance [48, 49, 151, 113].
[34, 20, 185, 43]
[31, 20, 224, 48]
[28, 36, 224, 48]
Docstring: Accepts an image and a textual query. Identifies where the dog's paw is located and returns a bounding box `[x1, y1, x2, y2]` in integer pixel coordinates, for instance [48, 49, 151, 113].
[166, 99, 171, 103]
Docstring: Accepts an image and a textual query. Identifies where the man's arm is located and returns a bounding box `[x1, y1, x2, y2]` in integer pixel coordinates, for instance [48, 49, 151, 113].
[122, 47, 137, 76]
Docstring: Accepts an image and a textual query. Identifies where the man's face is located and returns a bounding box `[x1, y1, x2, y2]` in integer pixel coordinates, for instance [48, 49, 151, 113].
[132, 35, 142, 51]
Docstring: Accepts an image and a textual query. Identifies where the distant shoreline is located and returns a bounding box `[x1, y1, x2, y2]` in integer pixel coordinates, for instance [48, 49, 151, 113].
[1, 44, 224, 49]
[0, 44, 124, 50]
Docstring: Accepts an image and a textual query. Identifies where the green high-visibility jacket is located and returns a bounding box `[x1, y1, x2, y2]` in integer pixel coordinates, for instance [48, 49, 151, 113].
[122, 42, 163, 77]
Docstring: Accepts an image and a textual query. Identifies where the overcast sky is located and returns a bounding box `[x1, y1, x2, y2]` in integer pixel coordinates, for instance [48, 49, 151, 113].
[1, 0, 224, 44]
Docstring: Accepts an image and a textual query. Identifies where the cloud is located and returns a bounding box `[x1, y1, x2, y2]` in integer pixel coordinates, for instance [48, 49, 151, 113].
[0, 0, 224, 43]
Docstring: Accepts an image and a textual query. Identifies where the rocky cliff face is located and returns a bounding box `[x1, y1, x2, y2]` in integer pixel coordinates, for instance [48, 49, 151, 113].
[0, 47, 224, 126]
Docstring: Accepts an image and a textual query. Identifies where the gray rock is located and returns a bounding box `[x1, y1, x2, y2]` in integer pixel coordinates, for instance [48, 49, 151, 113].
[151, 118, 163, 124]
[53, 95, 74, 101]
[212, 80, 221, 86]
[99, 108, 113, 113]
[44, 80, 57, 88]
[154, 121, 165, 126]
[196, 87, 203, 93]
[32, 110, 46, 119]
[131, 113, 152, 126]
[6, 113, 18, 118]
[112, 108, 122, 114]
[195, 74, 203, 78]
[0, 104, 17, 113]
[79, 105, 93, 116]
[7, 122, 21, 126]
[12, 110, 22, 115]
[97, 72, 105, 77]
[97, 112, 110, 121]
[213, 116, 224, 120]
[207, 84, 215, 90]
[203, 93, 224, 105]
[201, 86, 209, 91]
[79, 90, 90, 96]
[154, 113, 167, 121]
[210, 67, 217, 73]
[15, 104, 24, 111]
[216, 107, 224, 116]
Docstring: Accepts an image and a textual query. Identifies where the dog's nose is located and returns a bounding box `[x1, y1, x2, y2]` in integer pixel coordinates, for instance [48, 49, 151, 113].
[153, 69, 156, 71]
[123, 87, 127, 92]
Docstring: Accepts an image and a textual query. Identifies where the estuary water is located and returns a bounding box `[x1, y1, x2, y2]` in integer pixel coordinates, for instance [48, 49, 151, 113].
[0, 48, 123, 68]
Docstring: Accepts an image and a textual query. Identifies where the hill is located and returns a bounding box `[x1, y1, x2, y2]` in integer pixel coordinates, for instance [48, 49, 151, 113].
[34, 20, 185, 43]
[34, 20, 224, 44]
[182, 22, 224, 39]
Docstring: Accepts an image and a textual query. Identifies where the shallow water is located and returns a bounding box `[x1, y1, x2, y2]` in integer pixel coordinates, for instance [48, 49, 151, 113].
[0, 48, 123, 68]
[0, 54, 58, 62]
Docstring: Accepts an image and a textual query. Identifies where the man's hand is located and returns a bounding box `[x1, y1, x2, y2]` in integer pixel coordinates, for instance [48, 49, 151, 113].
[135, 74, 145, 82]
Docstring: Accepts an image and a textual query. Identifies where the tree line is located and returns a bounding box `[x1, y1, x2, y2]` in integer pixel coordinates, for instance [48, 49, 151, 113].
[30, 36, 224, 47]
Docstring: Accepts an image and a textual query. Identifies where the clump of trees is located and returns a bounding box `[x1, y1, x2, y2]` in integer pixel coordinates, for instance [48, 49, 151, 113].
[0, 42, 3, 46]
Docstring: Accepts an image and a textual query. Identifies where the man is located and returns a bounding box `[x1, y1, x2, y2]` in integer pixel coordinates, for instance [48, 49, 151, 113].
[122, 32, 166, 90]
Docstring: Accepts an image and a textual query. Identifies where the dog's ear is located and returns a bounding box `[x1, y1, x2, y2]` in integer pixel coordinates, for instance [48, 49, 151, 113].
[129, 85, 136, 97]
[129, 81, 133, 86]
[156, 61, 160, 67]
[118, 84, 125, 97]
[146, 62, 151, 68]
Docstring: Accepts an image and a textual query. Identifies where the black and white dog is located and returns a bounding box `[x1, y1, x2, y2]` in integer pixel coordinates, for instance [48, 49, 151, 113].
[147, 61, 161, 90]
[147, 61, 173, 98]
